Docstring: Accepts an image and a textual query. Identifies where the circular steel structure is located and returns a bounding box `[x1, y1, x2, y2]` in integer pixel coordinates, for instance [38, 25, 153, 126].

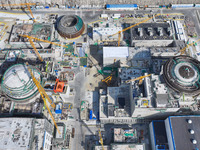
[56, 15, 85, 39]
[163, 56, 200, 95]
[1, 64, 41, 103]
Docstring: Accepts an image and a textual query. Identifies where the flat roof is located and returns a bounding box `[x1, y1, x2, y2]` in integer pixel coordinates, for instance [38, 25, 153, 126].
[152, 121, 168, 146]
[169, 116, 200, 150]
[103, 47, 129, 58]
[130, 23, 173, 40]
[0, 118, 33, 150]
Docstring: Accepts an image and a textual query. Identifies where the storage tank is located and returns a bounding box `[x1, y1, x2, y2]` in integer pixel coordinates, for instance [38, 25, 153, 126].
[1, 64, 41, 103]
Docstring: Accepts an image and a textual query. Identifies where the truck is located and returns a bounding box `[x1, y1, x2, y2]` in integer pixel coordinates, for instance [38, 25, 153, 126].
[100, 14, 108, 18]
[72, 128, 75, 138]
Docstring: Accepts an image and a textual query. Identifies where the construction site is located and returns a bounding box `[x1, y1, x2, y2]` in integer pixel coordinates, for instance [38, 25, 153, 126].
[0, 2, 199, 150]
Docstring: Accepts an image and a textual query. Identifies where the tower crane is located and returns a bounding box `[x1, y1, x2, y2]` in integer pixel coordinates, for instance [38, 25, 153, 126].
[0, 3, 36, 22]
[102, 75, 112, 86]
[98, 129, 104, 150]
[108, 14, 159, 46]
[19, 34, 70, 62]
[125, 74, 151, 83]
[176, 38, 200, 55]
[19, 34, 69, 48]
[26, 62, 61, 134]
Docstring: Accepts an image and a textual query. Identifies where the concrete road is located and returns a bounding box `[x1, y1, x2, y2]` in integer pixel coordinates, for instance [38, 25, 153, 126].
[1, 8, 200, 35]
[68, 66, 86, 150]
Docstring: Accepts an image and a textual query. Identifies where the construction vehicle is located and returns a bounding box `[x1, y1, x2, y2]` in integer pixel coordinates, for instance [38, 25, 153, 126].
[108, 14, 159, 46]
[0, 3, 36, 22]
[53, 79, 65, 93]
[26, 62, 61, 134]
[99, 129, 104, 150]
[125, 74, 151, 83]
[102, 75, 112, 86]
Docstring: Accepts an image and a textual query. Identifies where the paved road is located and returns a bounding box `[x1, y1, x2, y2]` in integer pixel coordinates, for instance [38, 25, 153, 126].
[68, 67, 86, 150]
[1, 8, 200, 35]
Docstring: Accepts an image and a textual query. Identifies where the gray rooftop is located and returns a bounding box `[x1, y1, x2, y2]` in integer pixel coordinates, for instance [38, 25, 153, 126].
[0, 118, 33, 150]
[130, 23, 173, 40]
[169, 116, 200, 150]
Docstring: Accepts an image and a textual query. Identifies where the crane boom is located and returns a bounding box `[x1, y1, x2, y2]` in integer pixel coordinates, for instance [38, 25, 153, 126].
[26, 63, 60, 134]
[108, 14, 159, 46]
[28, 37, 43, 62]
[126, 74, 151, 83]
[0, 3, 36, 22]
[177, 38, 200, 55]
[0, 3, 36, 7]
[99, 130, 104, 150]
[19, 34, 69, 48]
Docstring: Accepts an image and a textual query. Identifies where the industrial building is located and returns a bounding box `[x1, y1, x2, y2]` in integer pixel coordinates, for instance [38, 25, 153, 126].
[1, 64, 41, 103]
[103, 47, 129, 67]
[163, 55, 200, 96]
[9, 23, 53, 48]
[149, 116, 200, 150]
[93, 26, 123, 42]
[114, 128, 137, 143]
[130, 23, 174, 47]
[95, 143, 145, 150]
[99, 84, 135, 124]
[0, 117, 53, 150]
[56, 15, 85, 39]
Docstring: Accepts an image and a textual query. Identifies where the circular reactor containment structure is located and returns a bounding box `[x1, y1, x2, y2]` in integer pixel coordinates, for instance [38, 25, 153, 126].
[163, 55, 200, 95]
[56, 15, 85, 39]
[1, 64, 41, 103]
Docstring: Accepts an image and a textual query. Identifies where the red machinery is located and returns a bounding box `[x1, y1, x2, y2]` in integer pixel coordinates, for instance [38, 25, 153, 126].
[53, 79, 65, 93]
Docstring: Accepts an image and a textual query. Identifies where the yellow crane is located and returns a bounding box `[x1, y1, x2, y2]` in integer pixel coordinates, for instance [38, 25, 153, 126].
[26, 62, 61, 134]
[19, 34, 70, 62]
[0, 3, 36, 22]
[28, 37, 43, 62]
[102, 75, 112, 86]
[108, 14, 159, 46]
[99, 130, 104, 150]
[177, 39, 200, 55]
[19, 34, 69, 48]
[125, 74, 151, 83]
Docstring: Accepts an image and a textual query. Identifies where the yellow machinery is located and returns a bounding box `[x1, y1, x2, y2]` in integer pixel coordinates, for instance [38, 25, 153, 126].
[102, 75, 112, 86]
[0, 3, 36, 22]
[125, 74, 151, 83]
[99, 130, 104, 150]
[108, 14, 159, 46]
[26, 62, 61, 134]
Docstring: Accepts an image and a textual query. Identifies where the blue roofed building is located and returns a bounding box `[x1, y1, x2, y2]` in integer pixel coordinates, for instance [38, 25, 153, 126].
[106, 4, 138, 10]
[150, 116, 200, 150]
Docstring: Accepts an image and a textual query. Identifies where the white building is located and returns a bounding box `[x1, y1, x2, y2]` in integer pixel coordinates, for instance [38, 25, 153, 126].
[0, 118, 53, 150]
[103, 47, 129, 67]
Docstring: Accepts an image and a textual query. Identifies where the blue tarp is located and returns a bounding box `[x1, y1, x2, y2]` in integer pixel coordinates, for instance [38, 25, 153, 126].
[89, 110, 93, 119]
[106, 4, 137, 8]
